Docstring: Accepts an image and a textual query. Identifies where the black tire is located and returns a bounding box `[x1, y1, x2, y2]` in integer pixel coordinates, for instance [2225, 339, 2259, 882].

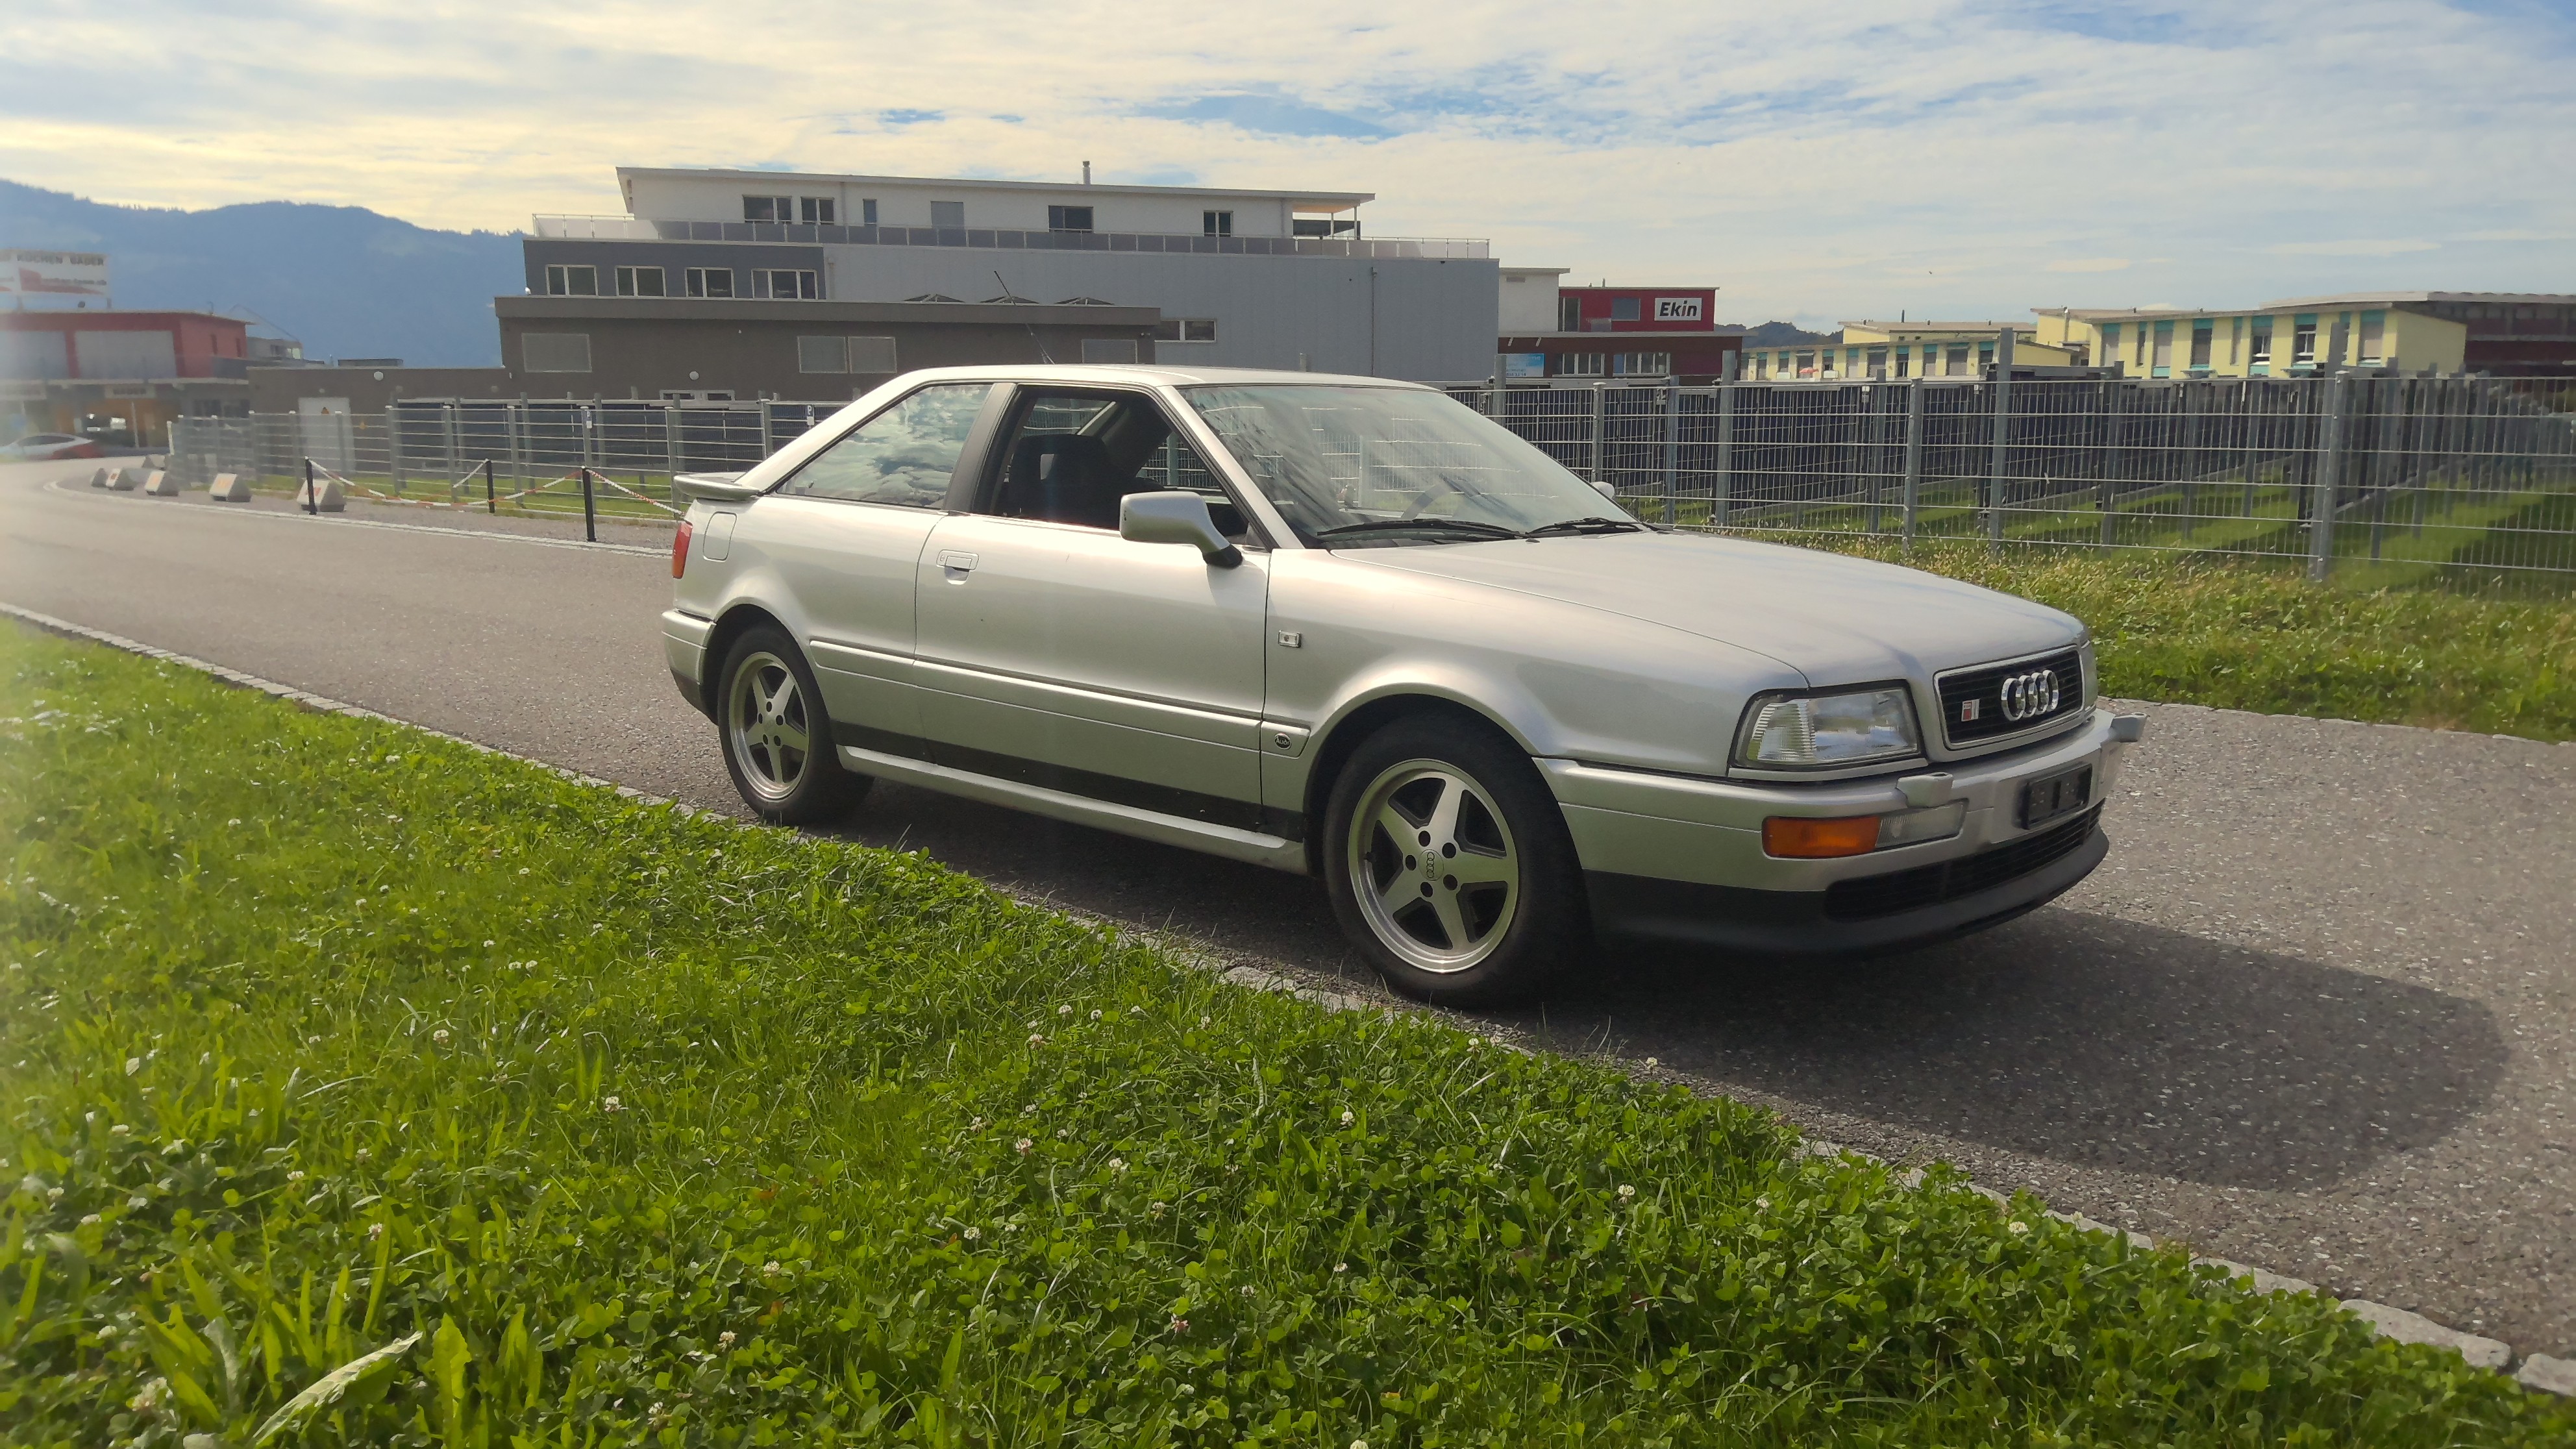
[1321, 713, 1589, 1005]
[715, 625, 870, 826]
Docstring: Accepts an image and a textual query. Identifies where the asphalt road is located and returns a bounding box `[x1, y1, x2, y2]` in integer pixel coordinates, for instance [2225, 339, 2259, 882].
[8, 462, 2572, 1356]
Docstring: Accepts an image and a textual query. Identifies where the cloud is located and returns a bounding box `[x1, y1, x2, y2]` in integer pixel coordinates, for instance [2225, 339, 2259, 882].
[2266, 239, 2442, 256]
[1, 0, 2571, 327]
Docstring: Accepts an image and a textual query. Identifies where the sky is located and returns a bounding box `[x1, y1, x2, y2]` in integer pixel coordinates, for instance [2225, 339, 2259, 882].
[3, 0, 2571, 329]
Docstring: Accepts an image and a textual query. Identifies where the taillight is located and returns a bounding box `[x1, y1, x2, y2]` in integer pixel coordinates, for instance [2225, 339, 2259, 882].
[671, 519, 693, 578]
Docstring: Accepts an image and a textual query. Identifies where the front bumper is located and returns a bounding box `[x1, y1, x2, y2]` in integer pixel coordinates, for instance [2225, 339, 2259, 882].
[1546, 708, 2130, 954]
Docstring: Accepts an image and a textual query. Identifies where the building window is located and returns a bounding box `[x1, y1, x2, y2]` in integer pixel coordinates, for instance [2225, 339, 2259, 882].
[931, 201, 965, 229]
[1892, 347, 1910, 378]
[1610, 297, 1641, 322]
[2292, 316, 2318, 365]
[2189, 321, 2213, 371]
[2359, 310, 2386, 362]
[1611, 352, 1670, 377]
[685, 267, 734, 299]
[1559, 296, 1582, 332]
[752, 269, 820, 300]
[799, 197, 836, 225]
[522, 332, 591, 373]
[1559, 353, 1605, 377]
[797, 335, 900, 373]
[861, 198, 878, 226]
[1047, 204, 1095, 232]
[1867, 347, 1888, 377]
[543, 264, 597, 296]
[614, 266, 664, 297]
[2248, 319, 2272, 365]
[1946, 344, 1970, 376]
[1202, 210, 1232, 236]
[2098, 324, 2121, 371]
[1152, 318, 1218, 343]
[742, 195, 791, 223]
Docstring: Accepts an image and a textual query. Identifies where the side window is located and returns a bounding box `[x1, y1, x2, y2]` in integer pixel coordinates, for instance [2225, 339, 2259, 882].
[778, 383, 991, 507]
[985, 391, 1250, 539]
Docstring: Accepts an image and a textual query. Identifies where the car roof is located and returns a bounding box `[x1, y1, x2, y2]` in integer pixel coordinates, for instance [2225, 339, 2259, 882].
[888, 364, 1439, 391]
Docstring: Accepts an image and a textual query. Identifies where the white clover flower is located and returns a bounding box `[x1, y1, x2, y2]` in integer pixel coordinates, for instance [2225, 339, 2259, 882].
[367, 1222, 385, 1240]
[482, 940, 495, 948]
[1055, 1128, 1071, 1140]
[226, 819, 242, 827]
[1753, 1196, 1769, 1211]
[1129, 1006, 1144, 1015]
[962, 1226, 982, 1241]
[1198, 1015, 1211, 1028]
[124, 1058, 142, 1076]
[431, 1029, 451, 1045]
[601, 1096, 624, 1113]
[1333, 1262, 1348, 1274]
[1617, 1183, 1637, 1200]
[1168, 1316, 1189, 1335]
[130, 1378, 168, 1411]
[518, 867, 530, 875]
[1026, 1034, 1045, 1047]
[1149, 1201, 1168, 1217]
[110, 1123, 130, 1135]
[1240, 1285, 1254, 1296]
[1089, 1009, 1102, 1021]
[968, 1117, 985, 1130]
[1354, 1441, 1370, 1449]
[761, 1260, 782, 1276]
[1340, 1110, 1355, 1126]
[1058, 1005, 1073, 1017]
[80, 1213, 101, 1226]
[1468, 1035, 1482, 1046]
[1108, 1158, 1128, 1173]
[2008, 1221, 2029, 1235]
[286, 1170, 305, 1182]
[718, 1330, 737, 1348]
[1643, 1057, 1659, 1069]
[129, 1195, 147, 1209]
[1015, 1138, 1034, 1154]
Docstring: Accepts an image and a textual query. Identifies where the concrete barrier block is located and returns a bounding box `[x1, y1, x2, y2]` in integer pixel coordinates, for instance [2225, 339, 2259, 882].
[107, 467, 142, 491]
[299, 477, 347, 513]
[208, 473, 251, 502]
[143, 470, 182, 496]
[2340, 1299, 2512, 1369]
[90, 466, 112, 488]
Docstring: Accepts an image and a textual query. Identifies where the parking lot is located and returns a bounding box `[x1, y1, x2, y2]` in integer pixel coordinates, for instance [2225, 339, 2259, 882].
[6, 459, 2570, 1357]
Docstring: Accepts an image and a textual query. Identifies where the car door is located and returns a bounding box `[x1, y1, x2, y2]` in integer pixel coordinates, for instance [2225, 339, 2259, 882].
[911, 387, 1272, 832]
[728, 380, 995, 751]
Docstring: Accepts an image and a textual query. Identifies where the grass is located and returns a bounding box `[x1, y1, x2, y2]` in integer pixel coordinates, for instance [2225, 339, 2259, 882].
[5, 629, 2571, 1446]
[1739, 538, 2576, 742]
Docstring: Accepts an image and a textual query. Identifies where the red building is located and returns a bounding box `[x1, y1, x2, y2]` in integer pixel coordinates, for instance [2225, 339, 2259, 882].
[1, 309, 253, 445]
[1496, 275, 1742, 385]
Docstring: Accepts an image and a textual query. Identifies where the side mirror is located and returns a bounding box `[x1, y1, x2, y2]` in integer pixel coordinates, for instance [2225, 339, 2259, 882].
[1120, 490, 1243, 567]
[1588, 477, 1618, 502]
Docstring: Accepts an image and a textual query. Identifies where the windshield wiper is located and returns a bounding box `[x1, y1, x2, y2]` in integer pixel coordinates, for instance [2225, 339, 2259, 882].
[1522, 516, 1647, 538]
[1311, 517, 1527, 541]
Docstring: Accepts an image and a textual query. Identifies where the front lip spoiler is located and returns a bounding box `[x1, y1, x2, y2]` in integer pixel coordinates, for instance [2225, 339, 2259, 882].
[1585, 825, 2107, 956]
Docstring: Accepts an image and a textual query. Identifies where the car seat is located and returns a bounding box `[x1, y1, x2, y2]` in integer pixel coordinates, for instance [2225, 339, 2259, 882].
[997, 433, 1124, 529]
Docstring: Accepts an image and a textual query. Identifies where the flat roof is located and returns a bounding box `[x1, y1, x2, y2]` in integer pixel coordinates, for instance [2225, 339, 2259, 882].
[497, 296, 1160, 325]
[2261, 291, 2576, 308]
[1839, 320, 2033, 332]
[616, 166, 1372, 211]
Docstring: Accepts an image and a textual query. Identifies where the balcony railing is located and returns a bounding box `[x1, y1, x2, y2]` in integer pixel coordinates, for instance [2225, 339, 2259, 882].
[530, 214, 1488, 260]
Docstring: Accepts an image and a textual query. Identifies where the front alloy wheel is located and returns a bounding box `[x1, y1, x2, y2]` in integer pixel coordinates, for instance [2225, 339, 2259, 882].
[1348, 762, 1521, 973]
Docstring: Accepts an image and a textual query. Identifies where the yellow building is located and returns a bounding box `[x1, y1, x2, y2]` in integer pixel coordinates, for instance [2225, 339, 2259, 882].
[1745, 321, 2077, 380]
[2031, 299, 2468, 378]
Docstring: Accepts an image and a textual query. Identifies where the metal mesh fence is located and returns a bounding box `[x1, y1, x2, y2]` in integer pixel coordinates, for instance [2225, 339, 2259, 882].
[1455, 377, 2576, 582]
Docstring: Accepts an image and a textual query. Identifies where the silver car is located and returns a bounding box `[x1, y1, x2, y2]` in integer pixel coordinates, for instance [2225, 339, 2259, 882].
[663, 366, 2139, 1002]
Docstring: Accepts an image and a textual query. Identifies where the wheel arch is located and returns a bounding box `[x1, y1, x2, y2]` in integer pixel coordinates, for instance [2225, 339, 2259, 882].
[697, 601, 793, 720]
[1300, 689, 1536, 875]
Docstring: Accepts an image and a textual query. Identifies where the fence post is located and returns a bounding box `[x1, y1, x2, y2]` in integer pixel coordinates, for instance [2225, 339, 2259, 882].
[2308, 374, 2349, 581]
[484, 458, 496, 515]
[580, 466, 597, 543]
[1712, 380, 1736, 529]
[1900, 378, 1925, 546]
[302, 457, 317, 514]
[1661, 384, 1679, 526]
[665, 405, 682, 497]
[1985, 328, 2015, 543]
[442, 402, 460, 483]
[760, 398, 776, 459]
[1587, 384, 1606, 487]
[386, 407, 405, 494]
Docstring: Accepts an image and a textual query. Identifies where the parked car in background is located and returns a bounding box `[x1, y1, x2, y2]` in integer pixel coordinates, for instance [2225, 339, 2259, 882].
[663, 366, 2144, 1003]
[1, 433, 105, 461]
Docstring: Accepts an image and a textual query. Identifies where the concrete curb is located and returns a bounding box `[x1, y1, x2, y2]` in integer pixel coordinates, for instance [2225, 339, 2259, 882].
[3, 599, 2566, 1396]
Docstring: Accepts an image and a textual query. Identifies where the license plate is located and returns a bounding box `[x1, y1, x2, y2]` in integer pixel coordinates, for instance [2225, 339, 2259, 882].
[2018, 763, 2094, 828]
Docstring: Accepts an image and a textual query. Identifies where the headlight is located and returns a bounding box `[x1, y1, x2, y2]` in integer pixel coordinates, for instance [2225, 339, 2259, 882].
[1734, 685, 1922, 771]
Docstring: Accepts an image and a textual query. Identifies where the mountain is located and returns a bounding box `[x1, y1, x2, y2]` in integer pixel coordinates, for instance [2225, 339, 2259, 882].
[0, 179, 523, 367]
[1733, 321, 1837, 347]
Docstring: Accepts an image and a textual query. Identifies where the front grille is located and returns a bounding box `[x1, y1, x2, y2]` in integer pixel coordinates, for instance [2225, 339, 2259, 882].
[1824, 807, 2100, 921]
[1937, 647, 2085, 747]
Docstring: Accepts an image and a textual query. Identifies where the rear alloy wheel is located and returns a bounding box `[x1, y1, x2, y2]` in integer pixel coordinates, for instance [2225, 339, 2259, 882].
[1323, 715, 1587, 1004]
[717, 625, 868, 825]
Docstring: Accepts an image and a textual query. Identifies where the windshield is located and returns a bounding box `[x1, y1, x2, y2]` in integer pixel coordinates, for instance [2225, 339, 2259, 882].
[1181, 385, 1632, 544]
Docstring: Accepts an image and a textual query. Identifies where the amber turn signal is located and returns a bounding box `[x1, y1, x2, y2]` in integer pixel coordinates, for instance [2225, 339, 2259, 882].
[671, 518, 693, 578]
[1762, 814, 1882, 859]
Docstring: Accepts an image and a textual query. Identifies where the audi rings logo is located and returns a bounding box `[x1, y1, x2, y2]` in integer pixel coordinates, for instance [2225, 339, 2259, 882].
[1999, 669, 2062, 722]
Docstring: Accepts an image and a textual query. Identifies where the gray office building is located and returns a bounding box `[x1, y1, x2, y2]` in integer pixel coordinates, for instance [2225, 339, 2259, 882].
[521, 167, 1500, 383]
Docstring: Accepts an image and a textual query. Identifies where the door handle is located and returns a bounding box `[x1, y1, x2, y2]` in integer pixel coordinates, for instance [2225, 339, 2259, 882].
[937, 550, 979, 575]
